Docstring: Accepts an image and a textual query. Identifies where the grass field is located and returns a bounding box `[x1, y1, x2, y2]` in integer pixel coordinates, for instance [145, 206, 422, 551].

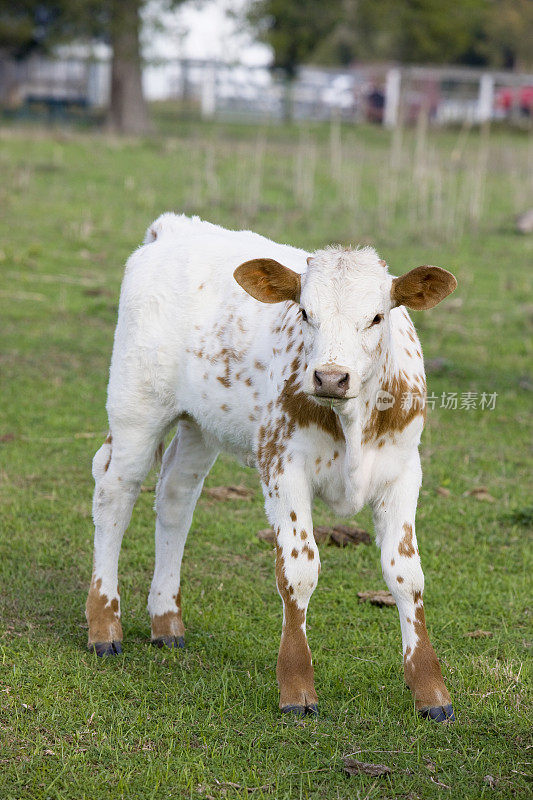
[0, 115, 532, 799]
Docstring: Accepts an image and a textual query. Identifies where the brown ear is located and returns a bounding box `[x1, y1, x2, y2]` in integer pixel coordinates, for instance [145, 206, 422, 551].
[391, 266, 457, 310]
[234, 258, 301, 304]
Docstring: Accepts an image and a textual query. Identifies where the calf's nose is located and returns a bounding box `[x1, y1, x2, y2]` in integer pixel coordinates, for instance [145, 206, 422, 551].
[313, 369, 350, 398]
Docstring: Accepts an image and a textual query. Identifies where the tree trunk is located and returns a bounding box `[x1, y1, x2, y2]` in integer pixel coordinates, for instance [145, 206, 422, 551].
[107, 0, 151, 135]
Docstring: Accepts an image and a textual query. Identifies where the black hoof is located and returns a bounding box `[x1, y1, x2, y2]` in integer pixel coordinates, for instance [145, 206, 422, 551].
[281, 705, 306, 717]
[151, 635, 185, 650]
[89, 641, 123, 657]
[281, 704, 318, 717]
[419, 704, 455, 722]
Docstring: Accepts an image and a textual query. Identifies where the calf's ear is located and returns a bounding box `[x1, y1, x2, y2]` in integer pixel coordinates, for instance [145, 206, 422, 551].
[234, 258, 301, 304]
[391, 265, 457, 310]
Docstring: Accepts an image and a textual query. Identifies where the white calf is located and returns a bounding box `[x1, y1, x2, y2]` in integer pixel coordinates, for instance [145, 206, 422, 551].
[86, 213, 457, 722]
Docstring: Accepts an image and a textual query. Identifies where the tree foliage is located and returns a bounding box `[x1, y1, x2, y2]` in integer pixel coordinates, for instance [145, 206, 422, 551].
[247, 0, 533, 75]
[479, 0, 533, 69]
[247, 0, 344, 77]
[0, 1, 109, 58]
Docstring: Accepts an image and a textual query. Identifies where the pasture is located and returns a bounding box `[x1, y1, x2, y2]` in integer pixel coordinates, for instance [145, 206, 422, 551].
[0, 115, 531, 799]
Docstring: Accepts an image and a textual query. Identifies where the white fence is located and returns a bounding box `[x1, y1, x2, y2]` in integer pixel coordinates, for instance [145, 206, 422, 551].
[1, 54, 531, 127]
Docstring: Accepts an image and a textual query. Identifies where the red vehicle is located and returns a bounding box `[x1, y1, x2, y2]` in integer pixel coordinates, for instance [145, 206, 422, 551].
[495, 86, 533, 116]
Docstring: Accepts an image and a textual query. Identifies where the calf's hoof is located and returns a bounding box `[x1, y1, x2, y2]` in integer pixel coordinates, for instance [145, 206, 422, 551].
[151, 635, 185, 650]
[281, 704, 318, 718]
[89, 641, 123, 657]
[419, 704, 455, 723]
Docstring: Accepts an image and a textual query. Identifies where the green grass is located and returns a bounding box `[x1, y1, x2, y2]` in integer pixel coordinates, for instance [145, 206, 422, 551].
[0, 115, 531, 799]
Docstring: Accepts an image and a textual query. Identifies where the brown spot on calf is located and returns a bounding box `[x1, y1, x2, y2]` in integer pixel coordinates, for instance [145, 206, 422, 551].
[363, 369, 426, 445]
[86, 577, 122, 645]
[302, 544, 315, 560]
[151, 610, 185, 640]
[275, 546, 317, 709]
[103, 433, 113, 471]
[151, 589, 185, 639]
[404, 604, 451, 710]
[398, 523, 415, 558]
[281, 372, 344, 443]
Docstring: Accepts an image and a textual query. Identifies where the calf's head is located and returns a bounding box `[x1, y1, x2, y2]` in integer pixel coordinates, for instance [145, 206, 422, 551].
[234, 247, 456, 403]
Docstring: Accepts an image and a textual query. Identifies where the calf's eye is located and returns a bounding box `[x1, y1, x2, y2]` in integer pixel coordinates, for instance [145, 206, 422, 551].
[301, 308, 308, 322]
[371, 314, 383, 326]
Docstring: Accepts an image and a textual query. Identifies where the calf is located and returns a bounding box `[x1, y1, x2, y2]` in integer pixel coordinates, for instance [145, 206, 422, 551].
[87, 213, 457, 722]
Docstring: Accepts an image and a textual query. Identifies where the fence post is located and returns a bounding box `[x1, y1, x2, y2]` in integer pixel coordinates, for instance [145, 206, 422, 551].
[477, 73, 494, 123]
[86, 61, 99, 107]
[201, 61, 216, 119]
[384, 67, 401, 128]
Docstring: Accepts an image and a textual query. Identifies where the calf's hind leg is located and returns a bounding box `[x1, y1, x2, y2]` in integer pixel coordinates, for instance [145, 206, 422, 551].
[86, 420, 167, 655]
[147, 420, 218, 648]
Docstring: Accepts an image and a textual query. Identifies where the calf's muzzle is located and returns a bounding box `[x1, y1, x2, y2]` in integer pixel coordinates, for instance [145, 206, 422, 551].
[313, 368, 350, 398]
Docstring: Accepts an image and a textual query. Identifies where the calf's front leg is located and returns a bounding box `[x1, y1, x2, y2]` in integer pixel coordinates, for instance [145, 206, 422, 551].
[265, 477, 319, 716]
[373, 464, 455, 722]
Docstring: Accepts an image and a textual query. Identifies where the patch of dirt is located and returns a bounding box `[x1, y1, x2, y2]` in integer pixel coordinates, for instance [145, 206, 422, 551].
[464, 486, 496, 502]
[83, 287, 113, 297]
[203, 485, 254, 501]
[357, 590, 396, 607]
[257, 524, 370, 547]
[343, 757, 392, 777]
[465, 630, 493, 638]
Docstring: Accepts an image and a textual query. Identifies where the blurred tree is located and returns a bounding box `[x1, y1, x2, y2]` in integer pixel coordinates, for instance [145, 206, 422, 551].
[0, 2, 109, 60]
[309, 0, 489, 65]
[479, 0, 533, 69]
[388, 0, 487, 64]
[247, 0, 345, 118]
[248, 0, 532, 70]
[0, 0, 185, 134]
[368, 0, 533, 68]
[247, 0, 343, 79]
[107, 0, 150, 134]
